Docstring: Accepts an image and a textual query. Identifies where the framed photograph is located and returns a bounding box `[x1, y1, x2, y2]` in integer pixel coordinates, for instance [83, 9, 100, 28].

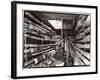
[11, 1, 98, 79]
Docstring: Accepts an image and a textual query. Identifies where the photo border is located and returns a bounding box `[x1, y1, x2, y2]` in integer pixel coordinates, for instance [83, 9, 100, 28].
[11, 1, 98, 79]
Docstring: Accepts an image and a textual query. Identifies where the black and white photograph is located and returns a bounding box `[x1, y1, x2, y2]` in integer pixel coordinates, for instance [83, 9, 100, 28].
[23, 11, 91, 68]
[11, 1, 97, 79]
